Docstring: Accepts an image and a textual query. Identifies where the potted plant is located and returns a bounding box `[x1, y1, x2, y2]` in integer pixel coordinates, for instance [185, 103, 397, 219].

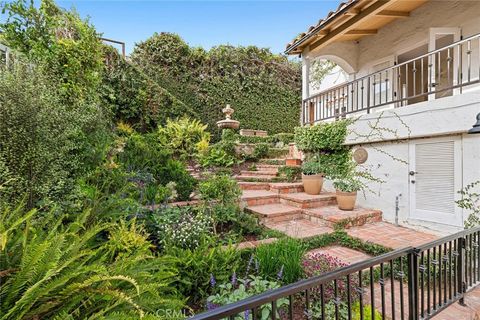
[301, 159, 324, 195]
[333, 177, 362, 211]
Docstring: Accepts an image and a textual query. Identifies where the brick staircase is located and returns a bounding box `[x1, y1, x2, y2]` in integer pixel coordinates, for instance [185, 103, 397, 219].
[240, 181, 382, 238]
[234, 162, 284, 182]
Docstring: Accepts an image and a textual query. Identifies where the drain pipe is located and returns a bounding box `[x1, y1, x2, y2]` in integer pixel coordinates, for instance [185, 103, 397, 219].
[395, 194, 402, 226]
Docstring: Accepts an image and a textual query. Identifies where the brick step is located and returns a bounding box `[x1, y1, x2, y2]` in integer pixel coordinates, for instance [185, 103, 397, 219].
[304, 206, 383, 229]
[269, 182, 304, 194]
[238, 182, 271, 191]
[279, 192, 337, 209]
[258, 158, 286, 165]
[256, 164, 282, 170]
[240, 170, 278, 176]
[234, 175, 278, 182]
[245, 203, 304, 224]
[241, 190, 279, 206]
[264, 219, 333, 239]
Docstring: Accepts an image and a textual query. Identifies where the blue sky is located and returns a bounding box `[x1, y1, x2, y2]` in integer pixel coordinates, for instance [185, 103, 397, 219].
[52, 0, 338, 56]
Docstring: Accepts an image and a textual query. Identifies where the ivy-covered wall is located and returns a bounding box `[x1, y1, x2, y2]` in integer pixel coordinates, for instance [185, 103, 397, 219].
[131, 33, 302, 137]
[101, 47, 197, 131]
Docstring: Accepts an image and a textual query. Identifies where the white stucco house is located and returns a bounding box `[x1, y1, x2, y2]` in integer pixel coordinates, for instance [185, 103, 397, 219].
[286, 0, 480, 234]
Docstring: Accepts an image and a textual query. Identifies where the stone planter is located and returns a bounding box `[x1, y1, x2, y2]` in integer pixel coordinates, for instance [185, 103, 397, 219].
[302, 174, 323, 195]
[336, 190, 357, 211]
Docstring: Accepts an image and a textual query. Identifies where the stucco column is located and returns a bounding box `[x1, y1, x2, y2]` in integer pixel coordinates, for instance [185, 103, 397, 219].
[301, 48, 311, 125]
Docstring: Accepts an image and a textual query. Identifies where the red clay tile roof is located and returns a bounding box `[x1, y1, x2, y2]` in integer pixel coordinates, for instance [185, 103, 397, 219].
[285, 0, 358, 54]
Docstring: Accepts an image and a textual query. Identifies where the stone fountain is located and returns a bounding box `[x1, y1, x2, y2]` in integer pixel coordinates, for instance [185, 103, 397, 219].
[216, 104, 240, 129]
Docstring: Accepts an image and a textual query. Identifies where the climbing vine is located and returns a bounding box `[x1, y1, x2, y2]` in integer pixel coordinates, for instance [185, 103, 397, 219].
[131, 33, 302, 137]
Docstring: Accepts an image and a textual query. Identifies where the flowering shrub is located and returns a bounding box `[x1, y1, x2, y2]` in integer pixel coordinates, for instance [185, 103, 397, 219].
[148, 206, 212, 250]
[207, 274, 288, 320]
[302, 252, 359, 302]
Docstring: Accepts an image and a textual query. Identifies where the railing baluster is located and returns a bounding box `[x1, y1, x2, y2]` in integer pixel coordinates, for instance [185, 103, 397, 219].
[334, 279, 339, 320]
[433, 246, 437, 310]
[467, 40, 472, 83]
[347, 274, 352, 320]
[399, 257, 405, 320]
[427, 248, 431, 315]
[359, 269, 364, 320]
[288, 295, 293, 320]
[390, 259, 396, 320]
[320, 284, 325, 320]
[370, 266, 375, 319]
[439, 245, 442, 305]
[380, 263, 386, 320]
[271, 300, 276, 320]
[449, 241, 453, 300]
[443, 243, 447, 304]
[420, 252, 425, 319]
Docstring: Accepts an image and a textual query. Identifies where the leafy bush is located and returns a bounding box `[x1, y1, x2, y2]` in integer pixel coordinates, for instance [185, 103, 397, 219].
[167, 242, 241, 304]
[199, 146, 237, 168]
[456, 180, 480, 228]
[0, 63, 107, 208]
[131, 33, 301, 136]
[0, 205, 184, 319]
[118, 132, 196, 201]
[277, 166, 302, 182]
[302, 252, 359, 302]
[147, 206, 212, 250]
[207, 275, 288, 320]
[334, 177, 363, 193]
[294, 120, 352, 153]
[252, 143, 270, 160]
[158, 117, 210, 160]
[302, 159, 324, 175]
[198, 174, 241, 205]
[310, 301, 382, 320]
[102, 47, 196, 131]
[1, 0, 105, 104]
[255, 238, 306, 284]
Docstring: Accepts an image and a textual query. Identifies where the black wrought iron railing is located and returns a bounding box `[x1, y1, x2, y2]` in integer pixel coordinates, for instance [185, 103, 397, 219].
[191, 226, 480, 320]
[302, 33, 480, 124]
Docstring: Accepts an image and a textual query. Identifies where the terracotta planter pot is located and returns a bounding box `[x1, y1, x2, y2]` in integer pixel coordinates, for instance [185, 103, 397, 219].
[285, 158, 302, 167]
[336, 190, 357, 211]
[302, 174, 324, 195]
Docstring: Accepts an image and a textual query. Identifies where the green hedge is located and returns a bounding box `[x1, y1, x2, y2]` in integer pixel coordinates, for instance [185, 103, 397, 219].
[101, 47, 196, 131]
[131, 33, 301, 137]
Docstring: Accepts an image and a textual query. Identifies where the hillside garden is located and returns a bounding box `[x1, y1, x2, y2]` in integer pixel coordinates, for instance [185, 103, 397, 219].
[0, 1, 389, 319]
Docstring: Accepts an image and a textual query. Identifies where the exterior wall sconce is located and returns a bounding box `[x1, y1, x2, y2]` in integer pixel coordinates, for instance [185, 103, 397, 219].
[468, 113, 480, 134]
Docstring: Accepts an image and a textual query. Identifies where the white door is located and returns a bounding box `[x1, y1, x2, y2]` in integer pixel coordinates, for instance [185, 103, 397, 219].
[428, 27, 461, 100]
[409, 137, 463, 227]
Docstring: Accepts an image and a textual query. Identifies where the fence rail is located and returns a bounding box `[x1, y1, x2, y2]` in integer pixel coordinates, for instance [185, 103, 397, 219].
[191, 226, 480, 320]
[303, 33, 480, 124]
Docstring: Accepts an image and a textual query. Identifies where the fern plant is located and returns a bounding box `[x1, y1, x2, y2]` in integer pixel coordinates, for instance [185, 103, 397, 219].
[0, 204, 184, 319]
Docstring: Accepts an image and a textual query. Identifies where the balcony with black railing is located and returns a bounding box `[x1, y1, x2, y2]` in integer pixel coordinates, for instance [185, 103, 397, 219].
[302, 34, 480, 125]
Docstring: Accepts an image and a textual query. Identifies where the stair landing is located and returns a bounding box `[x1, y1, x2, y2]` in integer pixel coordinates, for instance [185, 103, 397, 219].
[241, 181, 384, 239]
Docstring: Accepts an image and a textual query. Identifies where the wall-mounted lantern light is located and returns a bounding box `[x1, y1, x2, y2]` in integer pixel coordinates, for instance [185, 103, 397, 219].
[468, 113, 480, 134]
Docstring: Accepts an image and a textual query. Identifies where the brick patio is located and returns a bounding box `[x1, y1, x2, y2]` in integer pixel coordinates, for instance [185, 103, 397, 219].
[347, 222, 438, 249]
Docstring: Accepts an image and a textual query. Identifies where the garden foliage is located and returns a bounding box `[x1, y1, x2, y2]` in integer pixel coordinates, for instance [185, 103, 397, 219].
[131, 33, 301, 137]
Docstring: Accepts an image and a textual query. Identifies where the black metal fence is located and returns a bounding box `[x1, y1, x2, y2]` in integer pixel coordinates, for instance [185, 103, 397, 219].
[191, 226, 480, 320]
[302, 33, 480, 124]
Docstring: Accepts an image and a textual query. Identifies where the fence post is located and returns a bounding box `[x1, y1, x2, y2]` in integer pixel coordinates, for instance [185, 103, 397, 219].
[408, 249, 419, 320]
[457, 236, 467, 306]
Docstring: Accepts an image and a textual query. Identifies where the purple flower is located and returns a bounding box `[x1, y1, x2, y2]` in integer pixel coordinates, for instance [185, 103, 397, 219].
[244, 309, 250, 320]
[277, 265, 284, 280]
[231, 271, 237, 286]
[210, 273, 216, 288]
[245, 254, 254, 277]
[206, 301, 218, 311]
